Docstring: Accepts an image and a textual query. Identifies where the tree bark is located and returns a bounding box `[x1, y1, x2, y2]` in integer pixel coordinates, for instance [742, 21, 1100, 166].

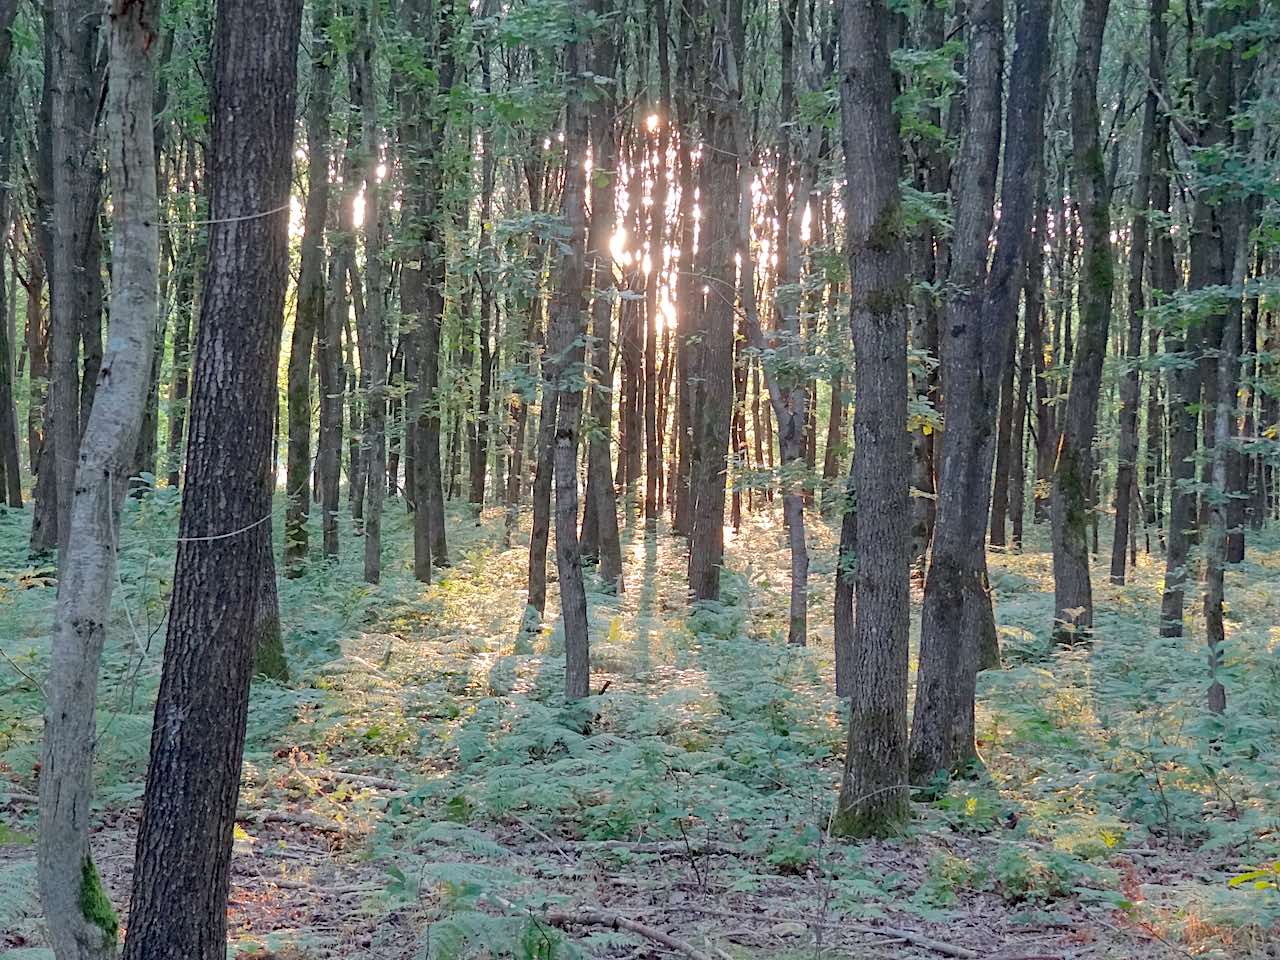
[585, 39, 624, 594]
[909, 0, 1050, 782]
[1109, 19, 1158, 585]
[121, 4, 302, 957]
[0, 0, 22, 508]
[1050, 0, 1113, 643]
[686, 0, 740, 605]
[549, 0, 601, 700]
[832, 0, 911, 837]
[353, 1, 386, 583]
[285, 0, 333, 573]
[45, 0, 105, 558]
[39, 3, 159, 957]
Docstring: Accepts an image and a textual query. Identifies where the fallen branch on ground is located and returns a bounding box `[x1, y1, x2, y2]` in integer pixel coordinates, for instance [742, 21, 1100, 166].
[673, 905, 978, 959]
[297, 766, 408, 793]
[488, 894, 715, 960]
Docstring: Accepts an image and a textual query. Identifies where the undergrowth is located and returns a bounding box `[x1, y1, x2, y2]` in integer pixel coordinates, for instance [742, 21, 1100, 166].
[1, 494, 1278, 957]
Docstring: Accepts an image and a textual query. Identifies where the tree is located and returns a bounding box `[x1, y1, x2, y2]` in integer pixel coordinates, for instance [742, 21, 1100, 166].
[832, 0, 911, 837]
[1050, 0, 1112, 643]
[685, 0, 740, 605]
[1109, 0, 1159, 586]
[37, 1, 160, 956]
[910, 0, 1051, 782]
[548, 0, 597, 700]
[285, 0, 335, 574]
[121, 2, 302, 956]
[0, 0, 21, 510]
[35, 0, 104, 556]
[356, 0, 388, 584]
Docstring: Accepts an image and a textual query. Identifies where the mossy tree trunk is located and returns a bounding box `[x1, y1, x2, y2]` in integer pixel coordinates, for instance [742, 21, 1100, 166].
[1050, 0, 1113, 644]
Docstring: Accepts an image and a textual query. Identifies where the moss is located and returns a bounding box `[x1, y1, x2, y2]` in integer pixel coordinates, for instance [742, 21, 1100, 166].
[866, 201, 904, 253]
[253, 614, 290, 682]
[79, 855, 118, 944]
[864, 279, 909, 318]
[830, 800, 909, 839]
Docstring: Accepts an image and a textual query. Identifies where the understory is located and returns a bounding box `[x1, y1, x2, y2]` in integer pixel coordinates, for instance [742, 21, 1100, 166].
[2, 494, 1279, 959]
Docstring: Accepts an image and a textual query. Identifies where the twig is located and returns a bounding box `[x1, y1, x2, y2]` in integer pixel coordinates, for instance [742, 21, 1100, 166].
[0, 647, 46, 695]
[1, 788, 37, 805]
[488, 894, 716, 960]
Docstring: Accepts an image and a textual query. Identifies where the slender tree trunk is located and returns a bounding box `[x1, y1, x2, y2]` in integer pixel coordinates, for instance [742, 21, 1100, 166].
[585, 55, 624, 593]
[833, 0, 912, 837]
[1203, 228, 1249, 715]
[551, 0, 599, 699]
[46, 0, 105, 558]
[1050, 0, 1113, 643]
[285, 0, 333, 573]
[1009, 319, 1031, 548]
[1110, 29, 1157, 584]
[990, 329, 1017, 547]
[28, 35, 57, 553]
[0, 0, 22, 508]
[39, 4, 159, 957]
[686, 1, 739, 605]
[122, 5, 301, 957]
[319, 182, 349, 561]
[356, 1, 386, 583]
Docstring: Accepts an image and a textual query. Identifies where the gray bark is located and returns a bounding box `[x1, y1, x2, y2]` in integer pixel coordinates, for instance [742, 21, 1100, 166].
[38, 2, 159, 957]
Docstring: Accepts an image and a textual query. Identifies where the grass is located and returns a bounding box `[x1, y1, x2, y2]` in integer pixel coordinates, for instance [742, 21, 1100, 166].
[1, 490, 1278, 958]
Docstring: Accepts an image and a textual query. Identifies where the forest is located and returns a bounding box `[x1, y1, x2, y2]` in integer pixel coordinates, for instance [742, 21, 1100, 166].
[0, 0, 1277, 956]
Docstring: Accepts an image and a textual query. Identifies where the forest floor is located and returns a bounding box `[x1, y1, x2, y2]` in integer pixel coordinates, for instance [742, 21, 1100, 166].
[2, 491, 1279, 959]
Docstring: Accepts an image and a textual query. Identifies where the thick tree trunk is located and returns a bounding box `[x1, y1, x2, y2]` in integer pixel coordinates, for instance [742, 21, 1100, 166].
[1050, 0, 1113, 643]
[285, 0, 333, 573]
[38, 4, 159, 957]
[121, 5, 301, 957]
[832, 0, 911, 838]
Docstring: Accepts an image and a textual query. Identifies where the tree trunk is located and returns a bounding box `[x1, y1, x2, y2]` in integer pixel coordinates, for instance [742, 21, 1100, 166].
[46, 0, 105, 559]
[38, 3, 159, 956]
[356, 1, 387, 583]
[832, 0, 911, 838]
[686, 0, 739, 606]
[551, 0, 599, 700]
[121, 4, 301, 957]
[285, 0, 333, 573]
[0, 0, 22, 508]
[585, 54, 624, 594]
[909, 0, 1050, 782]
[1109, 26, 1157, 585]
[28, 34, 56, 553]
[318, 191, 348, 561]
[989, 329, 1017, 547]
[1050, 0, 1113, 643]
[1203, 228, 1249, 715]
